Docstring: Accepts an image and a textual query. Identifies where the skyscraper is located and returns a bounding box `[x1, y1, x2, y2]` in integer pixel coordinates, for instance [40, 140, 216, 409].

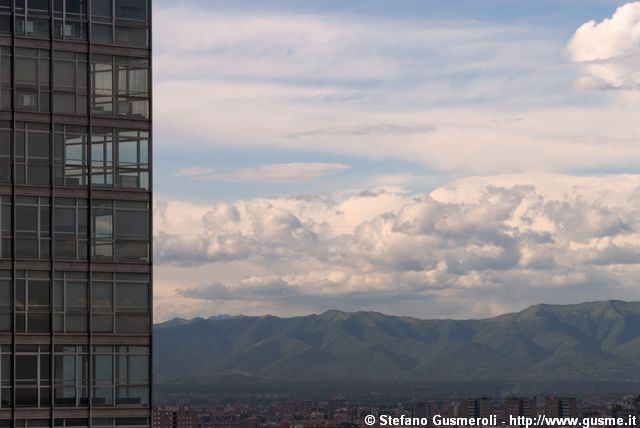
[0, 0, 152, 427]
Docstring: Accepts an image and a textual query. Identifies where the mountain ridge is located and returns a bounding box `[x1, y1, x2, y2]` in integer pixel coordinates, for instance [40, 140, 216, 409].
[154, 300, 640, 386]
[156, 300, 638, 326]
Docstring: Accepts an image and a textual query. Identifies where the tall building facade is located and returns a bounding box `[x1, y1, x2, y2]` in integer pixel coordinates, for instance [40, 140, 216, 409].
[505, 397, 538, 418]
[152, 407, 198, 428]
[0, 0, 152, 427]
[545, 397, 577, 419]
[458, 398, 493, 419]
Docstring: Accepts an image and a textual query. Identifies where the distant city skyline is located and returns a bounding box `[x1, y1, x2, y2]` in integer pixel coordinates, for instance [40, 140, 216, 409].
[152, 395, 640, 428]
[153, 1, 640, 321]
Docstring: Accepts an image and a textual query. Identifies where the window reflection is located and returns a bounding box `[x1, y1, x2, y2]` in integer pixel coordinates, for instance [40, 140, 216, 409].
[91, 55, 149, 119]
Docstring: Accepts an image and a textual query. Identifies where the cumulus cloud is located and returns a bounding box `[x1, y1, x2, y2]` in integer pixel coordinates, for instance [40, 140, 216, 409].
[568, 2, 640, 90]
[154, 174, 640, 321]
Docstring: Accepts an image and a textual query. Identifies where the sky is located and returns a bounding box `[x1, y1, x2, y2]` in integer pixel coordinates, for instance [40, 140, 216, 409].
[152, 0, 640, 322]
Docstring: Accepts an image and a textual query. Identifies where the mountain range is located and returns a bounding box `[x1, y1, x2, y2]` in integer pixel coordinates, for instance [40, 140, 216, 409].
[154, 301, 640, 388]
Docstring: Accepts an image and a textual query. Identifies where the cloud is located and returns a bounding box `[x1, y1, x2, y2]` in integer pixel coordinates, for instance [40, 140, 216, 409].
[568, 2, 640, 90]
[153, 7, 640, 174]
[175, 163, 349, 183]
[193, 163, 350, 183]
[150, 3, 640, 320]
[179, 278, 298, 301]
[285, 124, 433, 138]
[175, 166, 214, 177]
[155, 77, 640, 174]
[154, 174, 640, 321]
[154, 9, 541, 83]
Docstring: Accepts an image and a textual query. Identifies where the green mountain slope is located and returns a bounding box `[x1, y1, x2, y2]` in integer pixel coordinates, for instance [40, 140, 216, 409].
[154, 301, 640, 384]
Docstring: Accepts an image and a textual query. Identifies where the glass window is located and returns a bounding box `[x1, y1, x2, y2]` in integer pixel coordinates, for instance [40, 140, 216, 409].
[16, 355, 38, 383]
[0, 49, 9, 85]
[91, 55, 149, 118]
[54, 125, 89, 187]
[0, 48, 10, 109]
[0, 15, 10, 35]
[91, 60, 113, 115]
[15, 197, 50, 259]
[0, 125, 9, 183]
[53, 93, 75, 113]
[115, 211, 147, 238]
[116, 57, 148, 118]
[16, 91, 37, 110]
[74, 128, 148, 190]
[14, 50, 50, 111]
[92, 0, 112, 19]
[0, 345, 10, 408]
[16, 271, 51, 333]
[24, 17, 51, 38]
[92, 351, 113, 406]
[66, 139, 83, 163]
[53, 52, 88, 114]
[90, 127, 113, 186]
[114, 314, 147, 334]
[15, 420, 52, 427]
[114, 241, 147, 262]
[16, 206, 38, 233]
[91, 314, 112, 333]
[54, 0, 87, 41]
[67, 281, 86, 308]
[92, 282, 112, 310]
[67, 0, 86, 15]
[114, 25, 147, 47]
[89, 273, 149, 334]
[0, 273, 9, 310]
[91, 346, 149, 408]
[0, 197, 10, 259]
[118, 139, 137, 163]
[15, 122, 52, 186]
[53, 271, 88, 333]
[28, 280, 50, 308]
[53, 345, 88, 407]
[115, 282, 147, 311]
[91, 23, 112, 43]
[29, 0, 50, 12]
[54, 61, 75, 87]
[91, 200, 149, 262]
[15, 345, 51, 408]
[16, 58, 38, 84]
[29, 132, 50, 158]
[91, 0, 148, 48]
[55, 207, 75, 233]
[93, 355, 112, 383]
[115, 0, 145, 21]
[52, 198, 88, 261]
[91, 418, 148, 427]
[93, 211, 112, 237]
[54, 418, 89, 427]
